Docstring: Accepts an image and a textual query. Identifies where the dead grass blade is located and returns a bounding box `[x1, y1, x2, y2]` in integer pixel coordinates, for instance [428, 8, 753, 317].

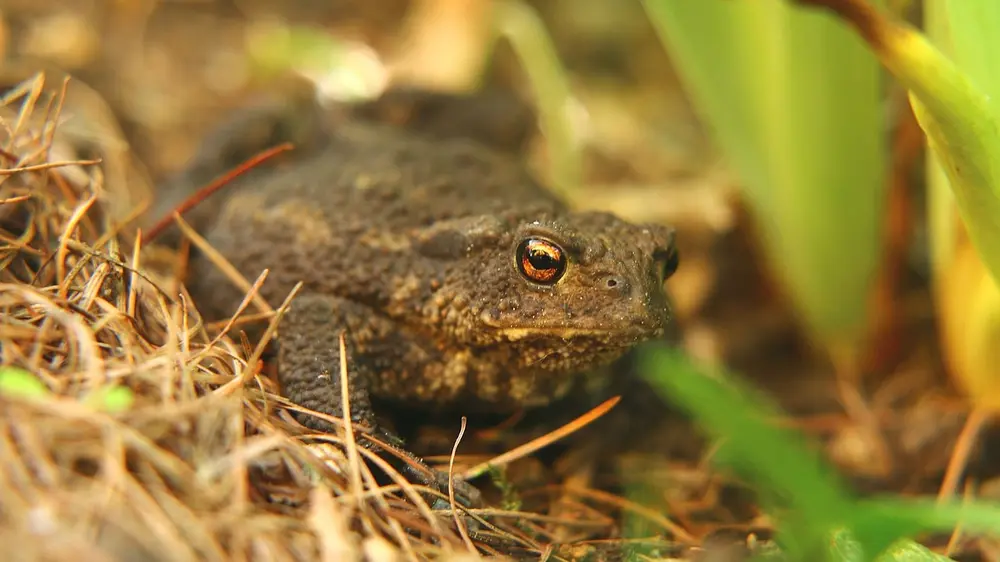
[462, 396, 621, 480]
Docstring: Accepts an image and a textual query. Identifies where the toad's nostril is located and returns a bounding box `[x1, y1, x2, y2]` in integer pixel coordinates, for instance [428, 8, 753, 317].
[603, 276, 627, 291]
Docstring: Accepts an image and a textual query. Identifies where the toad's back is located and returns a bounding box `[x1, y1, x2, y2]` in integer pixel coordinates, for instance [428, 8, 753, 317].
[242, 121, 561, 227]
[188, 120, 563, 319]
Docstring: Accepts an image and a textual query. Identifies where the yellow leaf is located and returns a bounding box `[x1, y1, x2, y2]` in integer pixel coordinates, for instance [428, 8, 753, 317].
[939, 235, 1000, 408]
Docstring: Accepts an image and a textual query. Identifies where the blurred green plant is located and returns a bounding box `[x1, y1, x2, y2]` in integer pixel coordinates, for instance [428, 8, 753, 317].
[242, 2, 580, 196]
[83, 384, 135, 414]
[920, 1, 1000, 414]
[784, 0, 1000, 501]
[787, 0, 1000, 288]
[638, 345, 1000, 561]
[0, 366, 134, 413]
[641, 0, 887, 359]
[244, 21, 386, 101]
[489, 0, 581, 197]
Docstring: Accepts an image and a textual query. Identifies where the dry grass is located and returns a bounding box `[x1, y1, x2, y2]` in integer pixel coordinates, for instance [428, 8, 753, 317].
[0, 74, 688, 562]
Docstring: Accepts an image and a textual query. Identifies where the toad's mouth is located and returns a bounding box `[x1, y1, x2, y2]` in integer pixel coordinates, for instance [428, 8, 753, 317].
[478, 302, 671, 344]
[488, 325, 663, 344]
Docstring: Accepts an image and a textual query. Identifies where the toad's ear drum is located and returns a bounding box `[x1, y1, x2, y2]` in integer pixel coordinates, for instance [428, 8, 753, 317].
[414, 215, 505, 260]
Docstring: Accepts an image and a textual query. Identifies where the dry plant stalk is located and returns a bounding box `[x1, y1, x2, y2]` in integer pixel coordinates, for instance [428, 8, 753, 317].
[0, 73, 655, 562]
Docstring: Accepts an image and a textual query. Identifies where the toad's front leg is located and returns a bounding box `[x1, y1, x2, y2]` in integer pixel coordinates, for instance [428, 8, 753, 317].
[276, 293, 482, 508]
[276, 293, 379, 433]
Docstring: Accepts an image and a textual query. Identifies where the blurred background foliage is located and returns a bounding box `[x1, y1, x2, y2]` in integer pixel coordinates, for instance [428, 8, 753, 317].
[3, 0, 1000, 557]
[645, 0, 887, 356]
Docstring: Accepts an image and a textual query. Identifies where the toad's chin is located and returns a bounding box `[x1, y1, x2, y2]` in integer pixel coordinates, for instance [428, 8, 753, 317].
[500, 335, 637, 373]
[495, 327, 656, 364]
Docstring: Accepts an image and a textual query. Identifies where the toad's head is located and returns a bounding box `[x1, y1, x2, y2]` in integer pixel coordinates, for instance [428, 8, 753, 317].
[417, 209, 677, 375]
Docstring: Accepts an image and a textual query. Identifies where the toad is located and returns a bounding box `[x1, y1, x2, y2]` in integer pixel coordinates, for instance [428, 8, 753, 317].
[152, 87, 679, 500]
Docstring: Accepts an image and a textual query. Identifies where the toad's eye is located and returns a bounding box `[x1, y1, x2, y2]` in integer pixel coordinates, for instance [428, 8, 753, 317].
[516, 238, 567, 285]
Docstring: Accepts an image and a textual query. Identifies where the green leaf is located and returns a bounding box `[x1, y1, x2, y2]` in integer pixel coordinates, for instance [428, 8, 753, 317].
[799, 0, 1000, 290]
[941, 2, 1000, 114]
[923, 0, 1000, 409]
[642, 0, 886, 348]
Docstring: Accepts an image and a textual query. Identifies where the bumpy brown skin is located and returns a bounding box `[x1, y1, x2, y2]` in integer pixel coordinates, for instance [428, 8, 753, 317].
[187, 118, 676, 431]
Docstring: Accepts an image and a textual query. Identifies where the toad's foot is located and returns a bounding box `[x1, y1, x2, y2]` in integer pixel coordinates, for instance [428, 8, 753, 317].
[277, 293, 483, 510]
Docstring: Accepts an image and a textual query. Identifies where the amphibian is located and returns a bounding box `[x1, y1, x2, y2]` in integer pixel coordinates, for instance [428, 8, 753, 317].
[155, 87, 679, 498]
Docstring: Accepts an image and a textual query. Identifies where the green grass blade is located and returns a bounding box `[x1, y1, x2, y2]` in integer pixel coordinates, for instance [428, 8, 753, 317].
[638, 346, 854, 559]
[853, 497, 1000, 554]
[639, 345, 1000, 560]
[491, 0, 580, 197]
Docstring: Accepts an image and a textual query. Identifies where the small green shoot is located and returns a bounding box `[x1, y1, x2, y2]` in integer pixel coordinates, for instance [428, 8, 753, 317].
[0, 366, 50, 400]
[83, 384, 135, 414]
[0, 366, 134, 413]
[486, 464, 523, 512]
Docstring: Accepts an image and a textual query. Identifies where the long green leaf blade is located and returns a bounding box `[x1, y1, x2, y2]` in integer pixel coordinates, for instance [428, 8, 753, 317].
[643, 0, 886, 348]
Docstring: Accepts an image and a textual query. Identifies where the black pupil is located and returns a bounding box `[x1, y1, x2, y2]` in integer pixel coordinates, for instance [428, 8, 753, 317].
[528, 247, 559, 270]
